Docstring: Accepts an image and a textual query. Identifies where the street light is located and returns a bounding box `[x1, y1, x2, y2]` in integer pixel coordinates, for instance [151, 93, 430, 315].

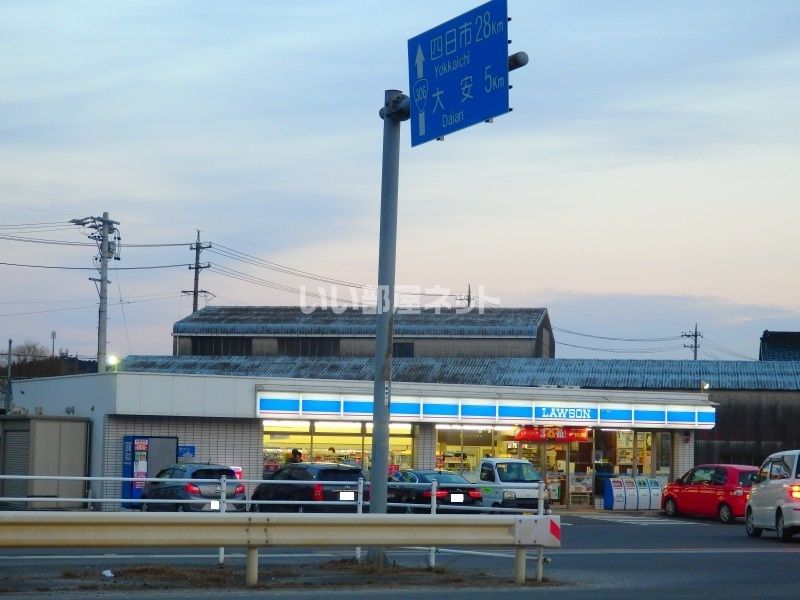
[106, 355, 119, 372]
[700, 381, 710, 392]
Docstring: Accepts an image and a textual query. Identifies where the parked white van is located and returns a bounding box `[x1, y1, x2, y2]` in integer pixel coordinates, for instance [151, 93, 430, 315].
[745, 449, 800, 541]
[464, 458, 549, 512]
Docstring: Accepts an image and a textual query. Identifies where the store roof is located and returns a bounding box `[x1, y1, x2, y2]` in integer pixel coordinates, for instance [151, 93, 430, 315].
[759, 331, 800, 361]
[118, 355, 800, 391]
[172, 306, 548, 337]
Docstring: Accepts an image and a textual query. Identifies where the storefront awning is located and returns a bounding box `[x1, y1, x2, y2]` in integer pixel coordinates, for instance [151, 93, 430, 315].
[256, 390, 715, 430]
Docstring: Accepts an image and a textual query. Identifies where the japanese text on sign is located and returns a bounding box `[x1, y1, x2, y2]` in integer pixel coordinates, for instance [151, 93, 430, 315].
[408, 0, 509, 146]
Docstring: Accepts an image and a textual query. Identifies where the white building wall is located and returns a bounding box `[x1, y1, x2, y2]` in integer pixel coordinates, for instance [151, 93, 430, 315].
[115, 373, 258, 418]
[672, 430, 694, 478]
[413, 423, 437, 469]
[101, 415, 262, 511]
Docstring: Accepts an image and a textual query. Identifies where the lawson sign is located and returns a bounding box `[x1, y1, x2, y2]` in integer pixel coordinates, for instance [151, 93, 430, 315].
[536, 407, 596, 421]
[256, 392, 716, 430]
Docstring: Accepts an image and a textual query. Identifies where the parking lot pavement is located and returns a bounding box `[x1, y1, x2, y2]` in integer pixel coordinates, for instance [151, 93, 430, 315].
[552, 506, 663, 517]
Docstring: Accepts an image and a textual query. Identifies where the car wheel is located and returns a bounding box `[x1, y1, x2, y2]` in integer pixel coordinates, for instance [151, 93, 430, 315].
[717, 503, 733, 524]
[746, 508, 763, 538]
[776, 510, 793, 542]
[664, 497, 678, 517]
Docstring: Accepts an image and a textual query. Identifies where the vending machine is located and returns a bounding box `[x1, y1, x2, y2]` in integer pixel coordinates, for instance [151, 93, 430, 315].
[121, 436, 178, 508]
[635, 477, 651, 509]
[647, 478, 663, 510]
[604, 478, 626, 510]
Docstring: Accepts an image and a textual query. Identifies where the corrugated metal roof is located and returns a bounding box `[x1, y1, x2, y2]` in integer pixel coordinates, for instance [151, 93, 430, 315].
[759, 331, 800, 361]
[118, 356, 800, 391]
[172, 306, 547, 337]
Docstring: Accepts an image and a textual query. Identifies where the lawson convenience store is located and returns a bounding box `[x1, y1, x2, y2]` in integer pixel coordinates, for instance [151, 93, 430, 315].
[256, 379, 715, 505]
[11, 368, 714, 509]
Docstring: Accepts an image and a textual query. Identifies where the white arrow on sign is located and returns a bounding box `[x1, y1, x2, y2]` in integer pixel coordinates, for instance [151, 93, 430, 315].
[414, 44, 426, 136]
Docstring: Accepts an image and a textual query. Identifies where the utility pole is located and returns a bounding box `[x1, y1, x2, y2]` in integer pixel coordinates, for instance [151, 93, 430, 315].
[71, 212, 120, 373]
[5, 339, 11, 412]
[185, 230, 211, 313]
[51, 331, 56, 357]
[682, 323, 702, 360]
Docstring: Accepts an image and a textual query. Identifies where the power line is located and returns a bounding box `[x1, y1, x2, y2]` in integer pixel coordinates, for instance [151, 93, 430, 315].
[1, 353, 97, 360]
[0, 233, 192, 247]
[0, 221, 71, 228]
[698, 348, 723, 360]
[554, 327, 683, 342]
[211, 243, 464, 301]
[0, 261, 193, 270]
[0, 295, 180, 317]
[0, 292, 181, 305]
[209, 265, 362, 305]
[0, 234, 94, 246]
[703, 337, 757, 360]
[210, 245, 374, 290]
[557, 341, 687, 354]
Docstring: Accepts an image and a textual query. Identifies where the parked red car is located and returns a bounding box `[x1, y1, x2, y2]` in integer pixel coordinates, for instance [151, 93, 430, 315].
[662, 464, 757, 523]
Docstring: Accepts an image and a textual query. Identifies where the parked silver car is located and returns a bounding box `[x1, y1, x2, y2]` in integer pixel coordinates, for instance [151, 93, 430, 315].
[745, 449, 800, 541]
[140, 463, 246, 512]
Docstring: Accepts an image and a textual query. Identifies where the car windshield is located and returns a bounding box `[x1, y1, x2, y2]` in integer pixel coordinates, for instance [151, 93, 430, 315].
[496, 462, 541, 483]
[416, 472, 468, 485]
[318, 469, 363, 482]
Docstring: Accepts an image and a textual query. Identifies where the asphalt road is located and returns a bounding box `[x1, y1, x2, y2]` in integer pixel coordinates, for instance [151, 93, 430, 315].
[2, 512, 799, 599]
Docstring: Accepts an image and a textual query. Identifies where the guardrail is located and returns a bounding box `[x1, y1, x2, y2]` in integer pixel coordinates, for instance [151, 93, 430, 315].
[0, 474, 549, 515]
[0, 511, 561, 586]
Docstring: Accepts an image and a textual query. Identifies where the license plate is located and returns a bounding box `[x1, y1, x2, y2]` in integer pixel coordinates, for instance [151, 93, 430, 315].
[339, 491, 355, 501]
[450, 493, 464, 503]
[210, 500, 220, 510]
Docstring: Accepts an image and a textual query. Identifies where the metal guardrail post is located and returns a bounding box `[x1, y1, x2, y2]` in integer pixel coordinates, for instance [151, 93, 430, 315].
[355, 478, 364, 562]
[218, 475, 226, 566]
[429, 479, 437, 568]
[536, 480, 544, 582]
[515, 547, 527, 584]
[246, 546, 258, 587]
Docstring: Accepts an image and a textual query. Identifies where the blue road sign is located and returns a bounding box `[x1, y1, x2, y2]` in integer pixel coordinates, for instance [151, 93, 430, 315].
[408, 0, 509, 147]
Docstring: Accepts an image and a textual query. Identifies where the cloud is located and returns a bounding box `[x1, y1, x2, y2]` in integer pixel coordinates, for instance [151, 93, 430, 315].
[1, 1, 799, 362]
[534, 290, 800, 360]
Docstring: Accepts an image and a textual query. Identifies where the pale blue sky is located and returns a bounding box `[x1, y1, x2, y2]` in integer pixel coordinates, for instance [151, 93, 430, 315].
[1, 1, 798, 360]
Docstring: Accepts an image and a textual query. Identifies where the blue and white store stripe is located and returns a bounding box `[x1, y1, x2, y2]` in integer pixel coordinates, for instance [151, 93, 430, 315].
[257, 392, 715, 430]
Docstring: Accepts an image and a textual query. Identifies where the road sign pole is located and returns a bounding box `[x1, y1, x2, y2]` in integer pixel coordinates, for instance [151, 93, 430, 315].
[371, 90, 409, 514]
[368, 90, 409, 565]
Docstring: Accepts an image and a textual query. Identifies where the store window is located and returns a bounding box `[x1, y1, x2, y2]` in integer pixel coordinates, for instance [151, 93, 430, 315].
[436, 426, 508, 474]
[262, 420, 413, 477]
[513, 429, 593, 505]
